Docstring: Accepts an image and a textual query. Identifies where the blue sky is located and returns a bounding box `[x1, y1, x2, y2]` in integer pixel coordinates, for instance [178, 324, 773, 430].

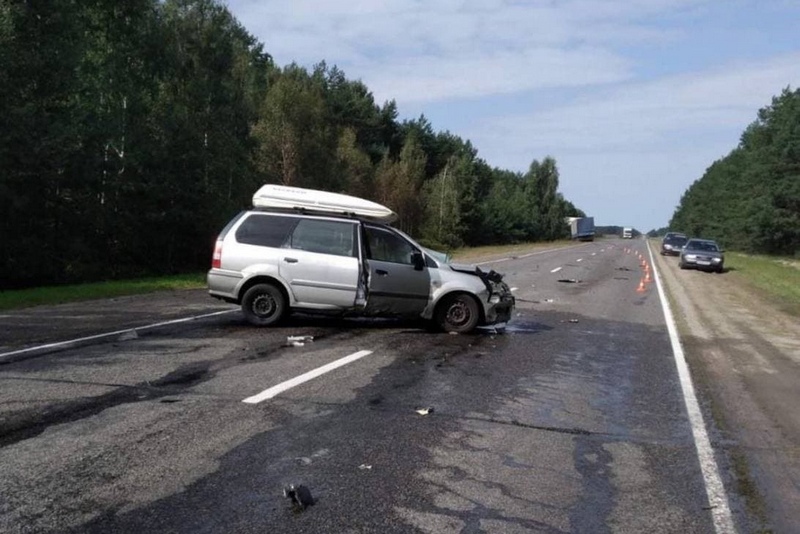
[224, 0, 800, 231]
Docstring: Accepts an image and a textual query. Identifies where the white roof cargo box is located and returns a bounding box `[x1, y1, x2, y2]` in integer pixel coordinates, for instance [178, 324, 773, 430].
[252, 184, 397, 223]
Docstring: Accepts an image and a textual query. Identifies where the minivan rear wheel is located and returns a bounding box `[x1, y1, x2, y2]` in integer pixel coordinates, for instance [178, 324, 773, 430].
[437, 293, 480, 333]
[242, 283, 286, 326]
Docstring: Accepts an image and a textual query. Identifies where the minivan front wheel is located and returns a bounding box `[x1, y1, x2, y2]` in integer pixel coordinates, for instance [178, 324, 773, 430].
[242, 283, 286, 326]
[437, 293, 480, 333]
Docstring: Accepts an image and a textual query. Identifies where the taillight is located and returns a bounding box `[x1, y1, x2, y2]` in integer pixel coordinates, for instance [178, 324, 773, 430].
[211, 240, 223, 269]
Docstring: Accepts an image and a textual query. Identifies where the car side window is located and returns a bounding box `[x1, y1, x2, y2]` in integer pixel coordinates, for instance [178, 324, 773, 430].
[364, 226, 415, 265]
[235, 214, 298, 247]
[288, 219, 356, 257]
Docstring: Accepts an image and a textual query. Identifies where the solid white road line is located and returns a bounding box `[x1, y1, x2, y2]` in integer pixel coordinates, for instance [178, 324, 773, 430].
[242, 350, 374, 404]
[0, 309, 238, 361]
[647, 242, 735, 534]
[550, 267, 563, 273]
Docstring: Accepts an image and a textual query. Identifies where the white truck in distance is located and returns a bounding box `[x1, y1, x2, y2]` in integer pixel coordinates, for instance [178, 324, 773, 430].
[622, 227, 633, 239]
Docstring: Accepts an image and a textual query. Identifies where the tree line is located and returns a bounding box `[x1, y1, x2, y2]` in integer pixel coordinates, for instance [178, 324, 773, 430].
[669, 88, 800, 256]
[0, 0, 584, 289]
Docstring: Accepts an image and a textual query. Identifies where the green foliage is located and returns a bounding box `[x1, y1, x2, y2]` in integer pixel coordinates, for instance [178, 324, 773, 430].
[727, 253, 800, 316]
[0, 274, 206, 311]
[670, 88, 800, 256]
[0, 0, 586, 289]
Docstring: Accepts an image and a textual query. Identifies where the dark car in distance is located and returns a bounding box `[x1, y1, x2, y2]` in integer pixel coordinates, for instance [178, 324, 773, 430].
[661, 233, 688, 256]
[679, 238, 725, 273]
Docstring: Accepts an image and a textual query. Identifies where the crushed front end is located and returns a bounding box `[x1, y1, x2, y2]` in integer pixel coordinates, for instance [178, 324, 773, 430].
[475, 267, 515, 325]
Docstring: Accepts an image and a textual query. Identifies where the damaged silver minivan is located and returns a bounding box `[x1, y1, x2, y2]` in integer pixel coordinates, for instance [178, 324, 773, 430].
[207, 210, 514, 333]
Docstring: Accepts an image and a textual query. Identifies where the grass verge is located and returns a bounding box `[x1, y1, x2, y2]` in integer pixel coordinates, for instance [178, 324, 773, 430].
[449, 239, 583, 262]
[0, 273, 206, 311]
[727, 252, 800, 317]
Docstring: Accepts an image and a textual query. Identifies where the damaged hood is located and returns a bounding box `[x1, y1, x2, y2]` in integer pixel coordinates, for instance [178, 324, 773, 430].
[448, 263, 506, 285]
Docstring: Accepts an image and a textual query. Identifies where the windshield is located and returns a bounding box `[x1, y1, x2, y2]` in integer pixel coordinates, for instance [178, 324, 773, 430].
[422, 247, 450, 265]
[687, 241, 719, 252]
[389, 227, 451, 264]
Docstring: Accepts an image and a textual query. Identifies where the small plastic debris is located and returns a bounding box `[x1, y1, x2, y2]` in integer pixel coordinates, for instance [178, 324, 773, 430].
[284, 484, 314, 511]
[569, 319, 579, 323]
[358, 464, 373, 470]
[557, 279, 581, 284]
[449, 331, 458, 335]
[285, 335, 314, 347]
[415, 407, 434, 416]
[544, 298, 555, 303]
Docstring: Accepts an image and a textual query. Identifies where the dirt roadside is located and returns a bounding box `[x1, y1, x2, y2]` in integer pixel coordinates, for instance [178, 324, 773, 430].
[653, 244, 800, 533]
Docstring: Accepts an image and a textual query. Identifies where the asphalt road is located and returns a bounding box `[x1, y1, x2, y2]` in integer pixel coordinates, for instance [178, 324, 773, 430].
[0, 240, 749, 533]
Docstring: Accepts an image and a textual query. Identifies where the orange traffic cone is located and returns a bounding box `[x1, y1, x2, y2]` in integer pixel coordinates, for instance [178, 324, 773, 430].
[636, 278, 646, 292]
[644, 270, 652, 283]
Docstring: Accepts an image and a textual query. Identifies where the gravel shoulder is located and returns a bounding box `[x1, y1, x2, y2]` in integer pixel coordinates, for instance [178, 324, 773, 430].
[653, 245, 800, 533]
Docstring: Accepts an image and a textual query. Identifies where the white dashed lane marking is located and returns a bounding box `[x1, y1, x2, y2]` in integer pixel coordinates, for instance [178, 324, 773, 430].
[242, 350, 374, 404]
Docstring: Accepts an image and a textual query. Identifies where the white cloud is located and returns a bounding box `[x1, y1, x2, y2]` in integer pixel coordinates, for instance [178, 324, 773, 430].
[465, 52, 800, 227]
[224, 0, 798, 229]
[472, 52, 800, 158]
[227, 0, 707, 102]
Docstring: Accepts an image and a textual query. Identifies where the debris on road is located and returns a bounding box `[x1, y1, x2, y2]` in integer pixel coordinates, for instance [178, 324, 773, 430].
[544, 298, 555, 303]
[557, 279, 582, 284]
[284, 484, 314, 511]
[415, 407, 434, 416]
[358, 464, 373, 470]
[285, 335, 314, 347]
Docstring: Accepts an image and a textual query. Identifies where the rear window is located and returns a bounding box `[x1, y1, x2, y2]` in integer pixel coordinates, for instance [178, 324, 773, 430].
[235, 214, 298, 247]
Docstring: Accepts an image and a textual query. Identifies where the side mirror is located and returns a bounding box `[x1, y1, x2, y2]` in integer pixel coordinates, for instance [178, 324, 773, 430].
[411, 251, 425, 271]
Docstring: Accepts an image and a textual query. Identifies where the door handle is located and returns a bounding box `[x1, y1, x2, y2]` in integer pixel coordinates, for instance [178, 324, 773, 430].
[376, 269, 389, 276]
[284, 257, 299, 263]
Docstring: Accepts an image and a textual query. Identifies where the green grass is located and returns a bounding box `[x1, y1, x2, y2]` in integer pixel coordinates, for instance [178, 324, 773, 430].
[450, 240, 577, 262]
[727, 252, 800, 316]
[0, 273, 206, 311]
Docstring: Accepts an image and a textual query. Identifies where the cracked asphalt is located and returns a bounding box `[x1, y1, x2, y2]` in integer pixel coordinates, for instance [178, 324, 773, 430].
[0, 240, 758, 533]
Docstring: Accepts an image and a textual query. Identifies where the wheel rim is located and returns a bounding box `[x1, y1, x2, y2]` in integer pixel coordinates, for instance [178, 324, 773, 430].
[446, 300, 472, 327]
[252, 293, 277, 318]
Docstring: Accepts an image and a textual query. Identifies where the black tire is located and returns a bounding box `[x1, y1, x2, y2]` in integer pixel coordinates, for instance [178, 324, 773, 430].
[436, 293, 480, 333]
[679, 261, 687, 270]
[241, 283, 286, 326]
